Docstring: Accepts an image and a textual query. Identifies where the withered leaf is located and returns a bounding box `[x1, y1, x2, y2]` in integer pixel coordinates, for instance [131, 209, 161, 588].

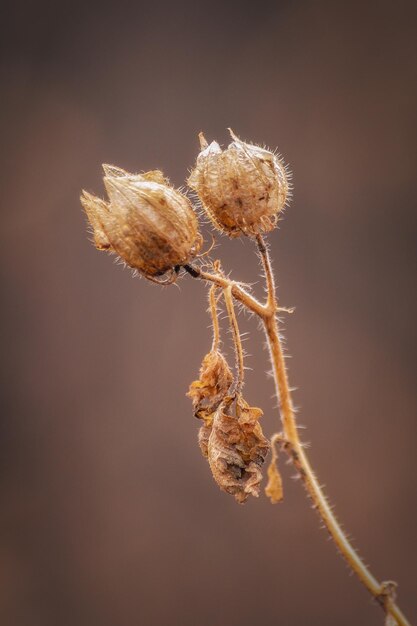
[187, 351, 233, 420]
[265, 457, 284, 504]
[207, 396, 270, 503]
[198, 421, 212, 458]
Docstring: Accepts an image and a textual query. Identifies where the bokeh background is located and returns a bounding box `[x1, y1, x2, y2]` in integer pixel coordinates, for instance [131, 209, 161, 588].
[1, 1, 416, 625]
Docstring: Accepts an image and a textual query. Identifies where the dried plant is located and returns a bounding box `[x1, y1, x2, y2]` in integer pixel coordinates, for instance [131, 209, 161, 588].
[81, 165, 202, 284]
[81, 129, 411, 626]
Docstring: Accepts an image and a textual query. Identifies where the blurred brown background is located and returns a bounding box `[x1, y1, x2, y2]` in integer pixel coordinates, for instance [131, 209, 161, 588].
[1, 1, 416, 625]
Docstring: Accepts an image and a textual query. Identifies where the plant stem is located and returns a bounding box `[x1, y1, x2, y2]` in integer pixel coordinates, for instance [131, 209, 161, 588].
[223, 285, 245, 394]
[209, 284, 221, 352]
[184, 264, 266, 317]
[256, 235, 411, 626]
[185, 240, 412, 626]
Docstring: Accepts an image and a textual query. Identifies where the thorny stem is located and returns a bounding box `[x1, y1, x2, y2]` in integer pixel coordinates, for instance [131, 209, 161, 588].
[223, 285, 245, 394]
[185, 240, 412, 626]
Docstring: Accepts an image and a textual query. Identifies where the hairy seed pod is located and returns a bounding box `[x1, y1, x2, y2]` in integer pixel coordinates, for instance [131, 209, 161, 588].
[207, 396, 270, 503]
[188, 129, 290, 237]
[187, 350, 233, 420]
[81, 165, 202, 283]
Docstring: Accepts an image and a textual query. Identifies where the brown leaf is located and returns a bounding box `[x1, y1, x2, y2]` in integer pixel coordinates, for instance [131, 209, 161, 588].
[198, 421, 212, 458]
[187, 351, 233, 420]
[207, 396, 270, 503]
[265, 457, 284, 504]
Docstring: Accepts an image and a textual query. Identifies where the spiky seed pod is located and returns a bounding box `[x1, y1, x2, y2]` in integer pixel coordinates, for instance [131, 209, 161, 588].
[81, 165, 202, 283]
[188, 129, 290, 238]
[187, 350, 233, 420]
[207, 396, 270, 503]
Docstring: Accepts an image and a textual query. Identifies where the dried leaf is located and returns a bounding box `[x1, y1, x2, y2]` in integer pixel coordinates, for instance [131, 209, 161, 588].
[207, 396, 270, 503]
[187, 351, 233, 420]
[198, 421, 212, 458]
[265, 457, 284, 504]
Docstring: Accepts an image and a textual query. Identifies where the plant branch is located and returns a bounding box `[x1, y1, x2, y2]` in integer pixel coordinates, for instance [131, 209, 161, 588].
[185, 242, 411, 626]
[255, 234, 276, 313]
[209, 284, 221, 352]
[255, 235, 411, 626]
[184, 263, 266, 317]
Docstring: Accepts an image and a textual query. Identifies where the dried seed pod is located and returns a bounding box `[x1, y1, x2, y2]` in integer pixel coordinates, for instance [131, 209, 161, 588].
[188, 129, 290, 238]
[207, 396, 270, 503]
[187, 350, 233, 420]
[81, 165, 202, 283]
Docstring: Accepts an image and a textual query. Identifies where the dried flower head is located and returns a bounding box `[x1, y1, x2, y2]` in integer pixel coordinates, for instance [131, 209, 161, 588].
[207, 395, 270, 503]
[81, 165, 202, 283]
[187, 350, 233, 420]
[188, 129, 290, 237]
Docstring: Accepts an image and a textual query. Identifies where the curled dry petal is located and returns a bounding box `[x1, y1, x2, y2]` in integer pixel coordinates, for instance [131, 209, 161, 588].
[207, 396, 270, 503]
[265, 457, 284, 504]
[188, 129, 290, 238]
[187, 350, 233, 420]
[81, 165, 202, 282]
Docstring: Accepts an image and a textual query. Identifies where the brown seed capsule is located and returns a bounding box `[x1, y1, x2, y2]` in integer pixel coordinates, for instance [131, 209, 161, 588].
[81, 165, 202, 283]
[187, 350, 233, 420]
[188, 129, 290, 237]
[207, 395, 270, 503]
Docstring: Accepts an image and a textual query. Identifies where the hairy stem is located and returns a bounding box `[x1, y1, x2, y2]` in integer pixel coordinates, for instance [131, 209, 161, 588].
[223, 285, 245, 394]
[209, 284, 221, 352]
[255, 234, 276, 312]
[256, 236, 411, 626]
[185, 244, 411, 626]
[184, 264, 266, 317]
